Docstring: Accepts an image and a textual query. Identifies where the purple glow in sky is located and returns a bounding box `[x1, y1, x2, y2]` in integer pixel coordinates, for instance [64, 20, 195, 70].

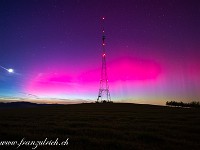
[0, 0, 200, 105]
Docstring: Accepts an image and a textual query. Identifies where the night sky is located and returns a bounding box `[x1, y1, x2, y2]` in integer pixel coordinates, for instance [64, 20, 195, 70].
[0, 0, 200, 104]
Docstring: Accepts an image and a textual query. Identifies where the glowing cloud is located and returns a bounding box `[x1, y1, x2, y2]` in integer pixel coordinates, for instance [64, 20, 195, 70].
[25, 57, 161, 99]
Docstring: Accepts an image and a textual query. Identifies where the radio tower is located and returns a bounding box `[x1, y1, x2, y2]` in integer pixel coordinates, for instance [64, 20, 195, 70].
[96, 17, 112, 103]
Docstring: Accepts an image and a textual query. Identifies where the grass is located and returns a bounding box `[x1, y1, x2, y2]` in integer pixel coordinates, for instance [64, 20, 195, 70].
[0, 103, 200, 150]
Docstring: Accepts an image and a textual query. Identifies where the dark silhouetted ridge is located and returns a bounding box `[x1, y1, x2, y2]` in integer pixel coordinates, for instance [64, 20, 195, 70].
[0, 101, 60, 109]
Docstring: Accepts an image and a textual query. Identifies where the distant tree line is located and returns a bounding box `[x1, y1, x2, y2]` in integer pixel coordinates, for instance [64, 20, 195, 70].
[166, 101, 200, 108]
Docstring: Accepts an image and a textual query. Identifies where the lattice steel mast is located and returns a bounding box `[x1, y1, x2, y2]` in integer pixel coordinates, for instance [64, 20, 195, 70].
[97, 17, 111, 103]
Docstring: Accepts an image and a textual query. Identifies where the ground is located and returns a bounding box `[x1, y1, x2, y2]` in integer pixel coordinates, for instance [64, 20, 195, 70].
[0, 103, 200, 150]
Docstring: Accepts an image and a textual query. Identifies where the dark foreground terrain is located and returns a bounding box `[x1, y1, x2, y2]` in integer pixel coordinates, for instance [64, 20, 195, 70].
[0, 103, 200, 150]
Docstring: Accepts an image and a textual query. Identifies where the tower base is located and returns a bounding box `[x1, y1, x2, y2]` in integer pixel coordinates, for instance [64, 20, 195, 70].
[95, 100, 113, 103]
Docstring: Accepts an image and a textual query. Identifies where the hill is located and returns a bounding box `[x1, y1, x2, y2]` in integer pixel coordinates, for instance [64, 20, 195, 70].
[0, 103, 199, 150]
[0, 101, 50, 109]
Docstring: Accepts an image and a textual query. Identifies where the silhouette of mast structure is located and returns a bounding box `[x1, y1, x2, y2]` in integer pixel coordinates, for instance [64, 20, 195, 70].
[97, 17, 112, 103]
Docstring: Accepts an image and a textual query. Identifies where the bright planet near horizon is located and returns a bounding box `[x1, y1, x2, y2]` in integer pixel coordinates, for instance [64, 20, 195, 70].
[8, 69, 14, 73]
[0, 0, 200, 105]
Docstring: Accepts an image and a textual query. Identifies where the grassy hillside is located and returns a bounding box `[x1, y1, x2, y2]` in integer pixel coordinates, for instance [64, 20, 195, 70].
[0, 103, 200, 150]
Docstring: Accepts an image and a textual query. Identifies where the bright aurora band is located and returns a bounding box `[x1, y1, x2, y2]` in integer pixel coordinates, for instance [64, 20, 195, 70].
[0, 0, 199, 105]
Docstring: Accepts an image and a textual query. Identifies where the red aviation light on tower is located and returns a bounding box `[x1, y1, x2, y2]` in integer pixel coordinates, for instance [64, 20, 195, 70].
[102, 17, 105, 34]
[103, 53, 106, 57]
